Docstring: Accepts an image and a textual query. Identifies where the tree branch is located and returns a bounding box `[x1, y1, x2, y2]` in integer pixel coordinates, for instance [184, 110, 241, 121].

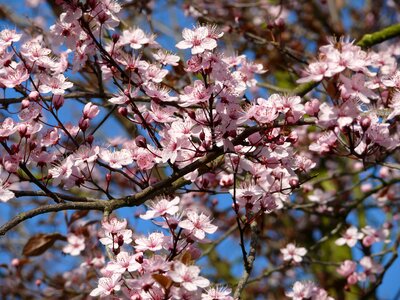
[0, 201, 107, 236]
[233, 221, 259, 299]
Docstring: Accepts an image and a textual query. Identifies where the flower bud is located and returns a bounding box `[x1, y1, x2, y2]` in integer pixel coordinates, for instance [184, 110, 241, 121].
[83, 102, 100, 119]
[21, 99, 30, 109]
[118, 107, 128, 117]
[360, 116, 371, 131]
[112, 33, 120, 43]
[289, 178, 299, 188]
[79, 117, 90, 132]
[199, 130, 205, 141]
[135, 135, 147, 148]
[86, 134, 94, 144]
[28, 91, 39, 101]
[52, 95, 64, 111]
[18, 124, 28, 137]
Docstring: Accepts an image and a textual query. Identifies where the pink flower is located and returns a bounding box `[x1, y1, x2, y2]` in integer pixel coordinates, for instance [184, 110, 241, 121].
[176, 26, 218, 54]
[297, 61, 330, 83]
[286, 281, 314, 300]
[105, 251, 142, 274]
[179, 210, 218, 240]
[202, 286, 233, 300]
[0, 62, 29, 88]
[72, 145, 99, 167]
[361, 225, 389, 247]
[286, 281, 334, 300]
[90, 274, 122, 297]
[281, 243, 307, 263]
[153, 50, 180, 66]
[0, 118, 18, 139]
[169, 261, 210, 291]
[63, 234, 85, 256]
[337, 260, 356, 277]
[335, 226, 363, 247]
[180, 80, 212, 107]
[120, 28, 150, 49]
[38, 74, 73, 95]
[0, 180, 14, 202]
[100, 217, 133, 250]
[359, 256, 383, 282]
[140, 196, 180, 220]
[134, 232, 165, 252]
[144, 83, 178, 102]
[339, 73, 378, 103]
[0, 29, 22, 47]
[49, 157, 74, 185]
[99, 149, 133, 169]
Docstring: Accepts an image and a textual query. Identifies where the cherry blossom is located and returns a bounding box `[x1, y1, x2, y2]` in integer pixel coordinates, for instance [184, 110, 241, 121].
[201, 286, 234, 300]
[169, 261, 210, 291]
[335, 226, 364, 247]
[134, 232, 165, 252]
[176, 26, 219, 54]
[105, 251, 142, 274]
[90, 274, 122, 297]
[38, 74, 73, 95]
[99, 148, 132, 169]
[140, 196, 180, 220]
[63, 234, 85, 256]
[281, 243, 307, 263]
[178, 210, 218, 240]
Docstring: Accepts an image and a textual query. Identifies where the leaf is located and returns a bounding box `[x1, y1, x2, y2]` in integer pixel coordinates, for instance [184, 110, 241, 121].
[22, 233, 66, 257]
[68, 210, 89, 226]
[181, 251, 193, 264]
[152, 274, 172, 289]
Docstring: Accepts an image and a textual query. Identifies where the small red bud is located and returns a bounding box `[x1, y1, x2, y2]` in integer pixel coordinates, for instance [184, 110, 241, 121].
[135, 135, 147, 148]
[28, 91, 39, 101]
[86, 135, 94, 145]
[112, 33, 120, 43]
[106, 173, 111, 182]
[199, 131, 205, 141]
[360, 116, 371, 131]
[118, 107, 128, 117]
[21, 99, 30, 109]
[289, 178, 299, 188]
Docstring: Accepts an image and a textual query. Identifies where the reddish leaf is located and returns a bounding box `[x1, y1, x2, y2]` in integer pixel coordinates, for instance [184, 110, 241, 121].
[152, 274, 172, 289]
[181, 251, 193, 264]
[22, 233, 66, 257]
[68, 210, 89, 226]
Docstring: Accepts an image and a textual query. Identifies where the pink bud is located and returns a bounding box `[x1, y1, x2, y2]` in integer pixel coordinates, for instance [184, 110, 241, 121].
[11, 258, 20, 267]
[112, 33, 120, 43]
[305, 99, 320, 116]
[79, 117, 90, 131]
[289, 178, 299, 188]
[118, 107, 128, 117]
[106, 173, 111, 182]
[18, 124, 28, 137]
[52, 95, 64, 111]
[83, 102, 100, 119]
[86, 134, 94, 144]
[28, 91, 39, 101]
[21, 99, 30, 109]
[360, 116, 371, 131]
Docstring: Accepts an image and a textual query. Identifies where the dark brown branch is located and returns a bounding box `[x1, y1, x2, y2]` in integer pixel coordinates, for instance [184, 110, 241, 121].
[0, 201, 106, 236]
